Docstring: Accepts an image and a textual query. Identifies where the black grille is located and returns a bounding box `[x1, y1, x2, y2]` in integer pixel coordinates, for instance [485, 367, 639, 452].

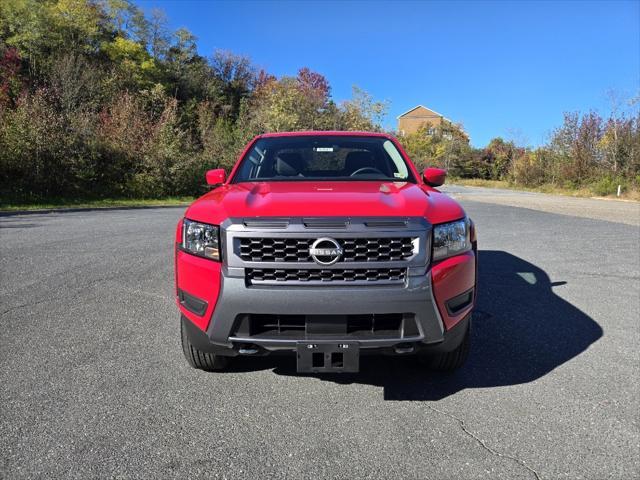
[238, 237, 415, 262]
[243, 314, 306, 336]
[246, 267, 406, 284]
[231, 313, 417, 340]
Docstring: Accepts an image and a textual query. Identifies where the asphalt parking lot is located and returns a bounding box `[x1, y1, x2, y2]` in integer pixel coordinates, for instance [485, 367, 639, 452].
[1, 189, 639, 479]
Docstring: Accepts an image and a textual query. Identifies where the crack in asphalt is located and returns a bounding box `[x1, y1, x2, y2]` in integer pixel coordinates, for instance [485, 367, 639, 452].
[427, 405, 542, 480]
[0, 298, 51, 317]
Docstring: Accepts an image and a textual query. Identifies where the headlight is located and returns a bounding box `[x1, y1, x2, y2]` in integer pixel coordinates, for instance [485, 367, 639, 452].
[432, 218, 471, 261]
[182, 219, 220, 261]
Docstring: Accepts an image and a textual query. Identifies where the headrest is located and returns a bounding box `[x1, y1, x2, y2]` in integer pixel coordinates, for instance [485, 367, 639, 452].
[345, 151, 376, 173]
[275, 152, 305, 176]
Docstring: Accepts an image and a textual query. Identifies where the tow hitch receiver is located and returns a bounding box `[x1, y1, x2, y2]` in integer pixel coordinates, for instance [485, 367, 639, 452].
[296, 341, 359, 373]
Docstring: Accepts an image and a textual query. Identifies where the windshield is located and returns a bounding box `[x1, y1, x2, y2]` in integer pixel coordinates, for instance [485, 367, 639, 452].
[231, 136, 415, 183]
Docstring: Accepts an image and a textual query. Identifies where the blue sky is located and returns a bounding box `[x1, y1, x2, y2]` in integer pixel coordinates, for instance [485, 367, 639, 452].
[136, 0, 639, 146]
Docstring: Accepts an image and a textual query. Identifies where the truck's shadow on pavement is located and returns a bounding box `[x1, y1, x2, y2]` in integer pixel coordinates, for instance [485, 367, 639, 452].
[231, 250, 604, 400]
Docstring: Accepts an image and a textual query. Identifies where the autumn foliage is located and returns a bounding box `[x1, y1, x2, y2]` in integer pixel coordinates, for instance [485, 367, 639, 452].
[0, 0, 387, 202]
[1, 1, 638, 203]
[398, 109, 640, 195]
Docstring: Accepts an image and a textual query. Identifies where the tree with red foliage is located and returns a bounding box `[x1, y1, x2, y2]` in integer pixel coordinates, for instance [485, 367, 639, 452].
[0, 47, 23, 108]
[255, 69, 276, 93]
[296, 67, 330, 109]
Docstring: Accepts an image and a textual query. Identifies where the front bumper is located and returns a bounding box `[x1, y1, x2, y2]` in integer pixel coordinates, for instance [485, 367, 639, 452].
[179, 262, 474, 356]
[175, 216, 476, 357]
[214, 270, 443, 348]
[181, 309, 471, 358]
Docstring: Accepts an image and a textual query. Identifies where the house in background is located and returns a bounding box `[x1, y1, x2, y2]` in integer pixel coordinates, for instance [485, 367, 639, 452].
[397, 105, 467, 139]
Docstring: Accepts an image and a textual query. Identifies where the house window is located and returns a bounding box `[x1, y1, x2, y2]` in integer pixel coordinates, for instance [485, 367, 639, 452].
[427, 128, 436, 135]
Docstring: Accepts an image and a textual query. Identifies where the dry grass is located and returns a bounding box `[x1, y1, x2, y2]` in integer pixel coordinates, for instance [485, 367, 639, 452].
[450, 178, 640, 202]
[0, 196, 195, 212]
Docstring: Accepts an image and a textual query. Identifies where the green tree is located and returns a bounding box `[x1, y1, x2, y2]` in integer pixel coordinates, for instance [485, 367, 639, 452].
[102, 36, 158, 89]
[146, 8, 170, 59]
[252, 76, 304, 131]
[398, 121, 471, 173]
[210, 50, 256, 119]
[340, 85, 388, 131]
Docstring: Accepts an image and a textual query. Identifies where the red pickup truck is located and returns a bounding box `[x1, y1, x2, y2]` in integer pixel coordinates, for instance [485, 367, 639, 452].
[174, 131, 477, 373]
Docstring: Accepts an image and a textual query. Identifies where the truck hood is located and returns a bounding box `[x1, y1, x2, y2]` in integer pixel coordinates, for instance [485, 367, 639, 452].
[184, 181, 465, 225]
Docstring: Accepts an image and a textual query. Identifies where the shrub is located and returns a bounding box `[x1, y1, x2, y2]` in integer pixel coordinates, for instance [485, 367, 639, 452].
[591, 176, 626, 197]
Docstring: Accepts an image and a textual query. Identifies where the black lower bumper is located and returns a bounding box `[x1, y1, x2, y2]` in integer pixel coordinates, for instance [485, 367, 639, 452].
[181, 267, 471, 364]
[181, 311, 470, 359]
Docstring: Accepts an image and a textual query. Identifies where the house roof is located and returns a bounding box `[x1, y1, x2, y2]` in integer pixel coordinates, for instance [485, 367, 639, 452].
[396, 104, 452, 123]
[397, 105, 469, 139]
[396, 105, 453, 123]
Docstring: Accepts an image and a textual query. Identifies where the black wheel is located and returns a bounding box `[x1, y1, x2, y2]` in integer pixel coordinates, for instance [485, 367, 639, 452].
[180, 319, 230, 371]
[422, 326, 470, 372]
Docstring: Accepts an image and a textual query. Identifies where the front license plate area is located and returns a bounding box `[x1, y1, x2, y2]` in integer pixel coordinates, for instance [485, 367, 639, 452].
[296, 341, 359, 373]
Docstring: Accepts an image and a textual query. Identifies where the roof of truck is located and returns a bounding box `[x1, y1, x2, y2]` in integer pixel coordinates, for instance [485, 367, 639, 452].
[258, 131, 394, 139]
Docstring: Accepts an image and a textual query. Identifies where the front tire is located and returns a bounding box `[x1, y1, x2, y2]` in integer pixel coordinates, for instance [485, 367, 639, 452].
[423, 326, 470, 372]
[181, 319, 230, 371]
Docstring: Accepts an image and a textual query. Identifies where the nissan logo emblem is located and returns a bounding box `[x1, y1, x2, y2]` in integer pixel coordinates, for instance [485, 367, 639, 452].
[309, 238, 343, 265]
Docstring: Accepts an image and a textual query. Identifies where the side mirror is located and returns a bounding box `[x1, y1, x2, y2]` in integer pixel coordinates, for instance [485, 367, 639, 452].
[206, 169, 226, 186]
[423, 167, 447, 187]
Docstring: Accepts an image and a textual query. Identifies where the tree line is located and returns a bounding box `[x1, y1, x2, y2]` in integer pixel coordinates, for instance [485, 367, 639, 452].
[0, 0, 387, 202]
[402, 104, 639, 196]
[1, 0, 638, 203]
